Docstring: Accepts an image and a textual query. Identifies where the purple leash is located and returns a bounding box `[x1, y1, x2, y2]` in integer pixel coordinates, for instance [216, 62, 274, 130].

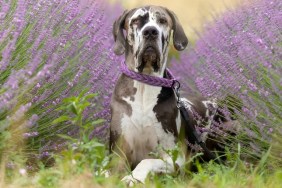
[120, 61, 177, 88]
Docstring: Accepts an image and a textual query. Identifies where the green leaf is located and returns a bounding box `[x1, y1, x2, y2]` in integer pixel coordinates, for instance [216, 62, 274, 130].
[82, 134, 89, 143]
[78, 101, 90, 111]
[171, 149, 178, 163]
[74, 115, 82, 124]
[92, 119, 105, 125]
[78, 89, 89, 98]
[62, 96, 77, 103]
[55, 105, 68, 111]
[70, 102, 78, 115]
[52, 116, 70, 124]
[92, 142, 104, 148]
[82, 122, 92, 131]
[57, 134, 77, 142]
[83, 93, 98, 101]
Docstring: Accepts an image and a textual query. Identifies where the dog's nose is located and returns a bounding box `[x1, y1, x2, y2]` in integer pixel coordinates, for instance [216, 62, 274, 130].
[143, 27, 159, 39]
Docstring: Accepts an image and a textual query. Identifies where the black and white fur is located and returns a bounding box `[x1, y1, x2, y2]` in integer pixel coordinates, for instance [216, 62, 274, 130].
[110, 6, 231, 185]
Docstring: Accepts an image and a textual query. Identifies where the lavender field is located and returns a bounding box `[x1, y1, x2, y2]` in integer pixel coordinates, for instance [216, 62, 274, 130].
[0, 0, 281, 187]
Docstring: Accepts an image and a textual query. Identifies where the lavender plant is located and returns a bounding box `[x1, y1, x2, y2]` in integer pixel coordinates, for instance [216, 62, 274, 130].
[170, 0, 281, 164]
[0, 0, 122, 168]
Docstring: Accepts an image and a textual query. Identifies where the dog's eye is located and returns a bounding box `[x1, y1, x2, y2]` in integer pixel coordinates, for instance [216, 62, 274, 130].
[132, 19, 140, 25]
[159, 18, 167, 24]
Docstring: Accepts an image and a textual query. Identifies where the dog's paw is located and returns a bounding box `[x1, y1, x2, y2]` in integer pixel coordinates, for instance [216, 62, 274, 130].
[121, 175, 143, 187]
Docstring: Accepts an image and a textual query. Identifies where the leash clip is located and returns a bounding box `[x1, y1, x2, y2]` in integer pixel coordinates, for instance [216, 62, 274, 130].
[172, 80, 181, 108]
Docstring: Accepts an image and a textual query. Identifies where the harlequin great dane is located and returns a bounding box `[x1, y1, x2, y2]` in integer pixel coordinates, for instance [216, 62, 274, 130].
[110, 5, 232, 185]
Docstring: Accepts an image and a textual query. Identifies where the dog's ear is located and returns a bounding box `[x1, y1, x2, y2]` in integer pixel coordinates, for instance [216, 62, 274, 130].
[165, 9, 188, 51]
[113, 10, 129, 55]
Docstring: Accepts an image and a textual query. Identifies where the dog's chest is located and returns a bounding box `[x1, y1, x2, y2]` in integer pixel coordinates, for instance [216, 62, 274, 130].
[120, 81, 176, 163]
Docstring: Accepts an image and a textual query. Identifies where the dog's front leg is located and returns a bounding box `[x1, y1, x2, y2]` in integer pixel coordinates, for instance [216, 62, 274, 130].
[122, 156, 184, 186]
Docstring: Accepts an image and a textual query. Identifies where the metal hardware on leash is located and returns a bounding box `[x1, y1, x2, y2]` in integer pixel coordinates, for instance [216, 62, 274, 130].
[172, 80, 181, 108]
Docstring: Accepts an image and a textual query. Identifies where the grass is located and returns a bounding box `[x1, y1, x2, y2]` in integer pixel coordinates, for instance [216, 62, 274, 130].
[2, 145, 282, 188]
[1, 92, 281, 188]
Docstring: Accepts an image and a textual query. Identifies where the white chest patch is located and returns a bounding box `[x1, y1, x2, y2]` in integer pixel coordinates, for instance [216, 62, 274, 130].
[121, 81, 177, 163]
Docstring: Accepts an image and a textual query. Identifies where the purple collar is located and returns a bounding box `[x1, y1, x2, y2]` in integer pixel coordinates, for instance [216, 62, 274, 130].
[120, 61, 177, 88]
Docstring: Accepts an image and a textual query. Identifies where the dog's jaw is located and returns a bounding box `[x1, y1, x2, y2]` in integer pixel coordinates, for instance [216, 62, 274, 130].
[137, 46, 160, 73]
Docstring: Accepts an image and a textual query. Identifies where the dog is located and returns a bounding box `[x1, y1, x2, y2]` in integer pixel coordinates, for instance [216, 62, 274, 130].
[110, 5, 236, 185]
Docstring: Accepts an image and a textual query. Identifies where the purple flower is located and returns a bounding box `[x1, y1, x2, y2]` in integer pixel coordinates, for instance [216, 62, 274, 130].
[170, 0, 282, 159]
[23, 131, 39, 138]
[39, 151, 51, 159]
[0, 0, 123, 160]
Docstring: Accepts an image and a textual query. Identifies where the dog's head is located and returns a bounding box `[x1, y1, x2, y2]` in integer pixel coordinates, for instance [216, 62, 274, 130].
[113, 6, 188, 74]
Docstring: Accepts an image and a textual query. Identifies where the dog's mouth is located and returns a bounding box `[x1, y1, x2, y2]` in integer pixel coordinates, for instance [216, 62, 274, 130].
[137, 46, 160, 73]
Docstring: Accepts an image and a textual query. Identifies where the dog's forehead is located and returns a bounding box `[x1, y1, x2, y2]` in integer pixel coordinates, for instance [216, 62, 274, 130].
[130, 7, 148, 19]
[129, 6, 170, 23]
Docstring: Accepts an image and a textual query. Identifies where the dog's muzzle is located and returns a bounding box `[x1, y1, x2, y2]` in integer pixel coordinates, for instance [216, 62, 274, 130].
[137, 26, 161, 73]
[143, 26, 159, 40]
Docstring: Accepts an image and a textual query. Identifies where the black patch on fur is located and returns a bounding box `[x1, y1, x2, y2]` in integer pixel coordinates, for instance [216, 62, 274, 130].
[130, 13, 149, 30]
[153, 72, 178, 137]
[156, 71, 174, 102]
[139, 13, 149, 29]
[161, 34, 165, 51]
[152, 62, 159, 72]
[157, 87, 174, 102]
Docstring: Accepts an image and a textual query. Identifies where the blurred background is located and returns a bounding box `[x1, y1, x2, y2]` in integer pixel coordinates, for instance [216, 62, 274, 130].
[1, 0, 281, 187]
[110, 0, 244, 40]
